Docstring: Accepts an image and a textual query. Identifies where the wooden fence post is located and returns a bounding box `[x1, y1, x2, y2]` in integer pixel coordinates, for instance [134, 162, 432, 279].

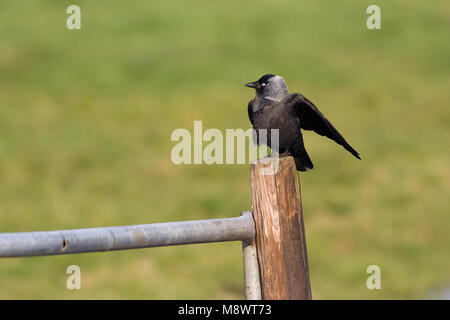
[250, 156, 311, 300]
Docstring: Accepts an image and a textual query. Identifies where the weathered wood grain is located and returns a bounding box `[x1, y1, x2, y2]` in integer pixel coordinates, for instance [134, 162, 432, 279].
[250, 156, 311, 300]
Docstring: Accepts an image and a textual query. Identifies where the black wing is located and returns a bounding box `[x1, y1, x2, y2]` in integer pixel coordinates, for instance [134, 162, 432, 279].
[286, 93, 361, 159]
[248, 99, 254, 125]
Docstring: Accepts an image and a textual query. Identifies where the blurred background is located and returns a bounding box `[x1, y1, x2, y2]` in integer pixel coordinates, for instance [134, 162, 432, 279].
[0, 0, 449, 299]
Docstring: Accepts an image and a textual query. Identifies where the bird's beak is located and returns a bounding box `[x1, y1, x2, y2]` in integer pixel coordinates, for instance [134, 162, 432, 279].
[245, 81, 259, 89]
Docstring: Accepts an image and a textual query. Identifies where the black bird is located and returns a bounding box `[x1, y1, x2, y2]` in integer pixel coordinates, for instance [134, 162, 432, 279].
[245, 74, 360, 171]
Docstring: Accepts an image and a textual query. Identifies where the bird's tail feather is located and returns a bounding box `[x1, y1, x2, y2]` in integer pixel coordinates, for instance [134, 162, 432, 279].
[342, 141, 361, 160]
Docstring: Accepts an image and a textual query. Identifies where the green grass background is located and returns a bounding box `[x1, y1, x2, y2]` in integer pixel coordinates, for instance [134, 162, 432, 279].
[0, 0, 449, 299]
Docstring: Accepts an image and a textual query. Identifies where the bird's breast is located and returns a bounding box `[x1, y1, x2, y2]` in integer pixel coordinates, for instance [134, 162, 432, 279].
[252, 104, 300, 149]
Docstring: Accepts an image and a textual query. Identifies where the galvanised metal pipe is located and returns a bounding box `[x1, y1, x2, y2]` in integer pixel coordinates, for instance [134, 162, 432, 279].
[0, 212, 255, 257]
[241, 211, 262, 300]
[242, 241, 262, 299]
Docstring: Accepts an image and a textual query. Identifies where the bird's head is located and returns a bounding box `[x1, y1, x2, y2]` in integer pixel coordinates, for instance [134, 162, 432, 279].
[245, 74, 289, 101]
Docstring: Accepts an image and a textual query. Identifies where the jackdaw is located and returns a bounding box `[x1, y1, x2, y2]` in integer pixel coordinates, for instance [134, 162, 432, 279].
[245, 74, 360, 171]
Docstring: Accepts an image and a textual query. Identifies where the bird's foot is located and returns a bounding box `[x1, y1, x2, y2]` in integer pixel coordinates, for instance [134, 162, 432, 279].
[279, 151, 291, 157]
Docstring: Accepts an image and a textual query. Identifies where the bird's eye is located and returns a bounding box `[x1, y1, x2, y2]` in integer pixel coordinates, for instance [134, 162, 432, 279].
[261, 83, 266, 87]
